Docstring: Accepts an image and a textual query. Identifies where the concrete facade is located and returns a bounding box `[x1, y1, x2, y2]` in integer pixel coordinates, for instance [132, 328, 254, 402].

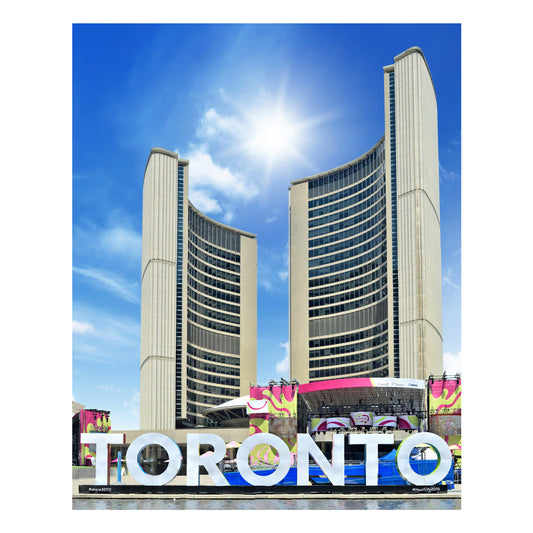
[140, 148, 257, 430]
[385, 48, 443, 379]
[289, 47, 443, 383]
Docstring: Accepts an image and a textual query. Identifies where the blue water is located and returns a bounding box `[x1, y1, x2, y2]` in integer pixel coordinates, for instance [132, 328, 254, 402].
[73, 498, 460, 510]
[224, 459, 454, 488]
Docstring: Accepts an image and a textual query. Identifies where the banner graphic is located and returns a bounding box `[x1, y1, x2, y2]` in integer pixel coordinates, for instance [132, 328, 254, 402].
[350, 412, 374, 426]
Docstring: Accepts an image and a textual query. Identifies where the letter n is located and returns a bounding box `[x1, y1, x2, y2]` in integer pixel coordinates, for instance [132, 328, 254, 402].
[296, 433, 344, 486]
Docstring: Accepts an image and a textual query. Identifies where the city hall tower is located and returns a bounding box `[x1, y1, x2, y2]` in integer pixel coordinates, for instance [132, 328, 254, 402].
[289, 47, 442, 382]
[140, 148, 257, 430]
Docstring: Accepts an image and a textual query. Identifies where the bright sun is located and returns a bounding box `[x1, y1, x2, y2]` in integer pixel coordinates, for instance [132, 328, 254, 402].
[231, 90, 333, 174]
[242, 102, 310, 172]
[246, 112, 300, 156]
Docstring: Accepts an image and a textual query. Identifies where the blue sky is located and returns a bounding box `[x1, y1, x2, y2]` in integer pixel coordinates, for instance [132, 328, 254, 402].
[72, 23, 461, 430]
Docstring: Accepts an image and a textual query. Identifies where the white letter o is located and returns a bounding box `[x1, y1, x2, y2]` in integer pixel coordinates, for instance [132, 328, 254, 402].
[125, 432, 182, 486]
[236, 433, 291, 486]
[396, 432, 452, 486]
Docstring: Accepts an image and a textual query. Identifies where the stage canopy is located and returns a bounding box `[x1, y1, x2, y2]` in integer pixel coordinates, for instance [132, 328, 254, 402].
[298, 378, 426, 416]
[203, 396, 249, 426]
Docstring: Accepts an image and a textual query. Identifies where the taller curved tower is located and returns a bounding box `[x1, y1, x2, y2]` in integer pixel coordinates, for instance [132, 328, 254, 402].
[289, 47, 442, 382]
[140, 148, 257, 430]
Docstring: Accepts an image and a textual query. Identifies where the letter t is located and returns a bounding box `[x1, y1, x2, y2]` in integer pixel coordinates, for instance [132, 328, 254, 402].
[348, 433, 394, 486]
[80, 433, 125, 485]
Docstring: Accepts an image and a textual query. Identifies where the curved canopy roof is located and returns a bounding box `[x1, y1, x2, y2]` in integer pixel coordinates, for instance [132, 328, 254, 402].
[202, 396, 249, 424]
[299, 378, 426, 415]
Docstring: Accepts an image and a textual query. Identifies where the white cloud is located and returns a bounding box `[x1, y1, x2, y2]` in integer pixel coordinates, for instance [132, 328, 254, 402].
[275, 342, 290, 375]
[73, 320, 95, 334]
[189, 189, 222, 214]
[222, 211, 234, 224]
[197, 107, 243, 139]
[73, 266, 140, 304]
[186, 144, 259, 200]
[443, 351, 461, 374]
[98, 226, 141, 257]
[74, 222, 141, 265]
[72, 303, 140, 364]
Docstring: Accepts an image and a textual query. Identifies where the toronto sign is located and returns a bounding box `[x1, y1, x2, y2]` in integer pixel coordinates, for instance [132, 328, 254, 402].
[81, 431, 452, 487]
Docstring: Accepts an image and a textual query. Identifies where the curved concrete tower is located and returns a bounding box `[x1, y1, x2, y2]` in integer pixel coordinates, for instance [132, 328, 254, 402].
[140, 148, 257, 430]
[289, 47, 442, 383]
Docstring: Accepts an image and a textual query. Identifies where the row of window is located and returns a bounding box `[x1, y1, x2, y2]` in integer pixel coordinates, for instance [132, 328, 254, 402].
[309, 287, 387, 318]
[309, 321, 388, 348]
[309, 299, 388, 339]
[186, 367, 240, 388]
[308, 142, 385, 200]
[187, 322, 240, 356]
[187, 391, 232, 406]
[187, 344, 240, 366]
[188, 298, 239, 325]
[188, 239, 240, 273]
[189, 206, 241, 253]
[309, 207, 386, 255]
[308, 228, 386, 268]
[187, 378, 240, 398]
[309, 262, 386, 298]
[188, 264, 240, 294]
[188, 310, 240, 335]
[310, 222, 387, 264]
[309, 196, 386, 239]
[309, 333, 388, 359]
[308, 182, 386, 229]
[188, 275, 240, 304]
[309, 355, 389, 379]
[388, 70, 400, 379]
[176, 165, 185, 419]
[188, 228, 241, 263]
[187, 286, 240, 315]
[189, 252, 241, 284]
[187, 355, 240, 377]
[309, 255, 386, 289]
[309, 276, 387, 309]
[309, 242, 386, 278]
[308, 170, 385, 220]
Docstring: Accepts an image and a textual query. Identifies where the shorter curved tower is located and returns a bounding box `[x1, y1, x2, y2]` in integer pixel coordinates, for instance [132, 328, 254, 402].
[140, 148, 257, 430]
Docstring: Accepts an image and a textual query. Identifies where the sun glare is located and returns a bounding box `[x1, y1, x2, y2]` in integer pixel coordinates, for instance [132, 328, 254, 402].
[242, 103, 310, 172]
[246, 112, 299, 156]
[226, 89, 334, 174]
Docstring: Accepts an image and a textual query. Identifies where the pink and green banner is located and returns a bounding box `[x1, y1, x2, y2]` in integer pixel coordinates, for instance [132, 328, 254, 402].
[326, 417, 351, 429]
[79, 410, 111, 466]
[309, 418, 328, 433]
[429, 379, 461, 415]
[429, 379, 461, 436]
[398, 415, 419, 430]
[247, 385, 298, 466]
[373, 415, 397, 427]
